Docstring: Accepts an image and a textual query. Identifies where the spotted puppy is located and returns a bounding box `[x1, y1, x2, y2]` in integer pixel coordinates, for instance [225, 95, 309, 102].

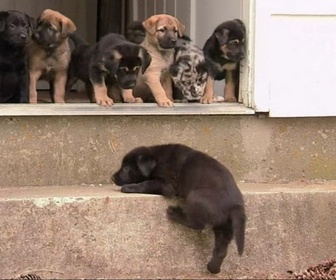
[202, 19, 246, 103]
[169, 43, 209, 102]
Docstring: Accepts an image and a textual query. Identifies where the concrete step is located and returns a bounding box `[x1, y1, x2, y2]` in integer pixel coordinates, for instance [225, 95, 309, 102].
[1, 183, 336, 279]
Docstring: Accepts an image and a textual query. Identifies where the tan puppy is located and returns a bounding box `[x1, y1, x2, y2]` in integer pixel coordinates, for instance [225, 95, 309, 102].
[133, 14, 185, 107]
[27, 9, 76, 103]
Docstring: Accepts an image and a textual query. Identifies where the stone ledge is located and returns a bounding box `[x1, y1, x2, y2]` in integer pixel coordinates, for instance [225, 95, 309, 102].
[1, 183, 335, 279]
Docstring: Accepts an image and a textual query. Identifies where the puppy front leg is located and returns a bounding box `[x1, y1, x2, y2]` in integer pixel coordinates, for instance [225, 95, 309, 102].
[90, 67, 113, 106]
[29, 70, 41, 103]
[144, 71, 174, 107]
[53, 71, 67, 103]
[201, 76, 214, 104]
[224, 70, 237, 102]
[121, 180, 175, 197]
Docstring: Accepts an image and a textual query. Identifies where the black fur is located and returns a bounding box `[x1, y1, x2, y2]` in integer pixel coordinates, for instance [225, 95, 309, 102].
[112, 143, 246, 274]
[67, 32, 151, 102]
[125, 20, 146, 44]
[203, 19, 246, 79]
[89, 33, 151, 89]
[66, 33, 94, 101]
[0, 10, 34, 103]
[202, 19, 246, 102]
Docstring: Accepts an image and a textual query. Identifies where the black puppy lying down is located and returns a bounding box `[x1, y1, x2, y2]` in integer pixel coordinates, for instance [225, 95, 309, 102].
[112, 143, 246, 274]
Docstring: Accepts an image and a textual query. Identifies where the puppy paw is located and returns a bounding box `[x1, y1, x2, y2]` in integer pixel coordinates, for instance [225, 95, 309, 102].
[200, 96, 213, 104]
[121, 184, 137, 193]
[207, 262, 221, 274]
[224, 96, 237, 102]
[123, 96, 143, 103]
[96, 97, 114, 106]
[157, 99, 174, 108]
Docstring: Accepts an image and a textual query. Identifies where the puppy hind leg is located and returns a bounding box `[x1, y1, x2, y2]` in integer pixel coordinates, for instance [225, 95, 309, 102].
[166, 205, 205, 230]
[207, 223, 233, 274]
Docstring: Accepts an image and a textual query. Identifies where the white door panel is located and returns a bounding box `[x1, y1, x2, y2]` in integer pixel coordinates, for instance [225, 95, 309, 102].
[254, 0, 336, 117]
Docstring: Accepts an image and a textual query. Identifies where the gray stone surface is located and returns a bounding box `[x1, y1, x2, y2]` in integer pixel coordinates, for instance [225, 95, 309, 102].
[1, 183, 335, 279]
[0, 115, 335, 187]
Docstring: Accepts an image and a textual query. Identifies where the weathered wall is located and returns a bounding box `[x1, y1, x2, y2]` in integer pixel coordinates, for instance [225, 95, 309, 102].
[0, 115, 335, 187]
[1, 184, 335, 279]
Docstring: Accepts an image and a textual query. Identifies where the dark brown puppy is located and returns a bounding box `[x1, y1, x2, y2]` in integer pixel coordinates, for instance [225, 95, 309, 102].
[112, 143, 246, 274]
[88, 33, 151, 106]
[27, 9, 76, 103]
[0, 10, 34, 103]
[66, 33, 95, 102]
[125, 20, 146, 44]
[132, 14, 185, 107]
[202, 19, 246, 103]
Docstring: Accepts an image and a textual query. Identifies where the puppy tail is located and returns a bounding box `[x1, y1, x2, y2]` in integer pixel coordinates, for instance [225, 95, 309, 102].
[70, 32, 88, 47]
[231, 206, 246, 256]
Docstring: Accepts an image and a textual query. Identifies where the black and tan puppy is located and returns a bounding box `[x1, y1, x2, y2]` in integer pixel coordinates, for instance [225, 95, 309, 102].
[112, 143, 246, 274]
[0, 10, 34, 103]
[132, 14, 185, 107]
[27, 9, 76, 103]
[88, 33, 151, 106]
[202, 19, 246, 103]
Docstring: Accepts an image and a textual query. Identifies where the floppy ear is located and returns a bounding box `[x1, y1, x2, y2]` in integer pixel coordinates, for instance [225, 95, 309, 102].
[142, 17, 158, 35]
[233, 18, 246, 33]
[137, 154, 157, 177]
[214, 28, 230, 46]
[176, 19, 185, 37]
[25, 14, 37, 33]
[139, 47, 151, 74]
[169, 63, 179, 77]
[59, 18, 76, 38]
[196, 62, 209, 74]
[0, 11, 8, 32]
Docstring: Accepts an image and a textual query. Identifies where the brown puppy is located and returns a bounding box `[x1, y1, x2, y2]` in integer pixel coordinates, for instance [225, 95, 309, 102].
[27, 9, 76, 103]
[202, 19, 246, 103]
[133, 14, 185, 107]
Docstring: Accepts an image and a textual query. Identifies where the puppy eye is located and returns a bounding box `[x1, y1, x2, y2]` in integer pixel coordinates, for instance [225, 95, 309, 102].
[229, 40, 239, 45]
[9, 23, 16, 29]
[157, 27, 166, 33]
[24, 25, 29, 30]
[133, 66, 140, 71]
[173, 29, 178, 34]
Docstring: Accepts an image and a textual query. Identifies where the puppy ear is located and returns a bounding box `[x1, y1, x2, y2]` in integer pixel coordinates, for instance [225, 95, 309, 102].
[0, 11, 9, 32]
[196, 62, 208, 74]
[25, 14, 37, 32]
[137, 154, 156, 177]
[176, 19, 185, 37]
[139, 47, 151, 74]
[169, 63, 179, 77]
[142, 17, 157, 35]
[233, 19, 246, 33]
[215, 28, 230, 46]
[59, 18, 76, 38]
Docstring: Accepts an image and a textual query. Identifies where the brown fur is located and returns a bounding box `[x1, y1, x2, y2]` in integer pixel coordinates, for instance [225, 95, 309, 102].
[133, 14, 185, 108]
[27, 9, 76, 103]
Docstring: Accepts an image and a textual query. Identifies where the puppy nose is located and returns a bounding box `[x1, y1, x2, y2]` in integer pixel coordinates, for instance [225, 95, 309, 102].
[21, 34, 27, 39]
